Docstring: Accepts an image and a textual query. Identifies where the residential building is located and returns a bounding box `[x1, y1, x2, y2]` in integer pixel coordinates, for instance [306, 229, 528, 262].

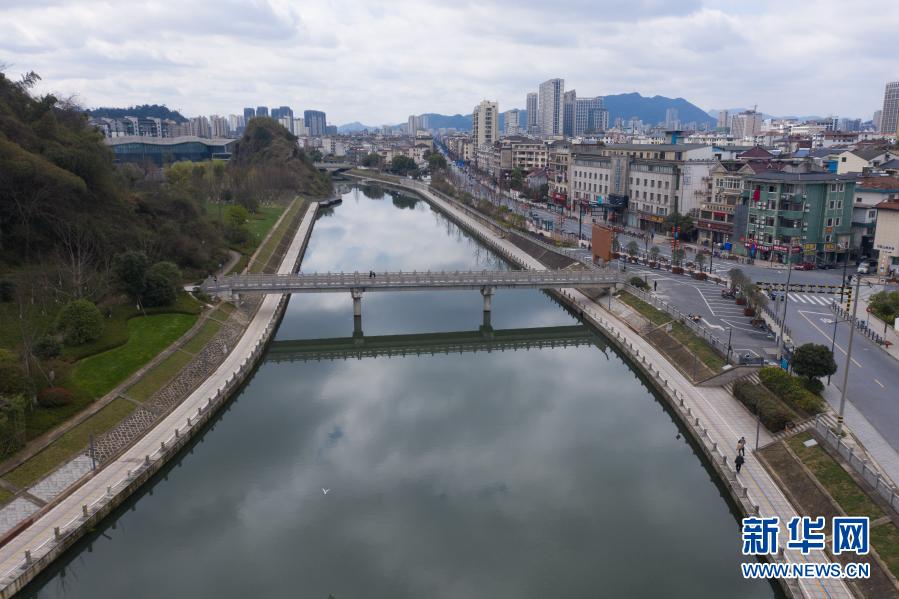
[538, 78, 565, 137]
[731, 110, 762, 140]
[874, 110, 883, 132]
[293, 117, 307, 137]
[189, 116, 211, 138]
[698, 160, 762, 248]
[835, 147, 897, 174]
[407, 115, 423, 135]
[526, 93, 538, 134]
[256, 106, 269, 118]
[873, 200, 899, 276]
[665, 108, 679, 130]
[563, 90, 576, 137]
[228, 114, 243, 135]
[243, 107, 256, 124]
[505, 109, 520, 136]
[547, 141, 570, 206]
[880, 81, 899, 140]
[716, 110, 729, 132]
[853, 177, 899, 256]
[471, 100, 499, 149]
[499, 136, 547, 173]
[743, 172, 857, 264]
[304, 110, 327, 136]
[210, 115, 230, 138]
[574, 97, 606, 135]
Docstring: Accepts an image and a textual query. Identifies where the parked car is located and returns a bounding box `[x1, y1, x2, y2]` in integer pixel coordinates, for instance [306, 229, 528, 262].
[857, 260, 877, 275]
[796, 262, 816, 271]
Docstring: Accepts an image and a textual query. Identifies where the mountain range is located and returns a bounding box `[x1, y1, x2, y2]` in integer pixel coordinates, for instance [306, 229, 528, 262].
[338, 92, 716, 133]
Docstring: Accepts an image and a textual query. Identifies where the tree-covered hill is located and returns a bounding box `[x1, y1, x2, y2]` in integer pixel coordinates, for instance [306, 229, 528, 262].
[88, 104, 187, 122]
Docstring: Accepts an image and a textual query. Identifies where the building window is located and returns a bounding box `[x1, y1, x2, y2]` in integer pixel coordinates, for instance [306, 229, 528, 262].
[826, 217, 833, 227]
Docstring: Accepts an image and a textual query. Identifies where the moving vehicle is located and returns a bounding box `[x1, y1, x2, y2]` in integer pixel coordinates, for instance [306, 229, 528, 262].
[857, 260, 877, 275]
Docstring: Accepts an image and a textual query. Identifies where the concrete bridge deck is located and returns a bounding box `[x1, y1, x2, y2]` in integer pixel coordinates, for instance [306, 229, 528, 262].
[201, 269, 620, 295]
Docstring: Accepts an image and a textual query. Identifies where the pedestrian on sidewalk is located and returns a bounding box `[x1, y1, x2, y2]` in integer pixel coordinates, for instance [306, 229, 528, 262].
[653, 280, 657, 291]
[735, 454, 745, 473]
[737, 436, 746, 456]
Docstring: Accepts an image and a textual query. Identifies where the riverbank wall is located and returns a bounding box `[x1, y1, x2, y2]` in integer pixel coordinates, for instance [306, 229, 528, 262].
[0, 203, 319, 598]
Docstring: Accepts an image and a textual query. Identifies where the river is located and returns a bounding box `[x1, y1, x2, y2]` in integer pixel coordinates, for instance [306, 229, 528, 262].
[23, 184, 774, 598]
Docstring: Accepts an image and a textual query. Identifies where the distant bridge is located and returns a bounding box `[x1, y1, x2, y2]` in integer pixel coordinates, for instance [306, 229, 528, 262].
[265, 325, 598, 363]
[314, 162, 354, 172]
[201, 269, 620, 316]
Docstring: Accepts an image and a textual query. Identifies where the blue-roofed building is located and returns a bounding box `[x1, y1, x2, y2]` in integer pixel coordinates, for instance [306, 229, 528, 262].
[104, 136, 236, 165]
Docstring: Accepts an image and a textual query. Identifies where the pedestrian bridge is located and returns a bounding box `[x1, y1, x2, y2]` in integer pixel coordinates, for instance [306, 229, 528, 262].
[201, 269, 620, 316]
[265, 325, 598, 363]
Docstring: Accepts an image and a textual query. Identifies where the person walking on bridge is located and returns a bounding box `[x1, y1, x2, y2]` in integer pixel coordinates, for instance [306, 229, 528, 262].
[737, 436, 746, 457]
[735, 454, 745, 473]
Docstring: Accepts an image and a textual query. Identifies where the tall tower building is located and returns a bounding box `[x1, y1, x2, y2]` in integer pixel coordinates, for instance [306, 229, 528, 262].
[256, 106, 269, 118]
[471, 100, 499, 148]
[873, 110, 883, 132]
[881, 82, 899, 138]
[407, 115, 422, 135]
[665, 107, 679, 130]
[574, 96, 605, 135]
[243, 107, 256, 124]
[562, 90, 577, 137]
[303, 110, 327, 136]
[538, 78, 565, 137]
[731, 109, 762, 139]
[526, 92, 538, 134]
[505, 109, 520, 136]
[716, 110, 729, 131]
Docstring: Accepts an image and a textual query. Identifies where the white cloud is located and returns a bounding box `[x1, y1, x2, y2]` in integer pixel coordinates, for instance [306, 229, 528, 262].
[0, 0, 896, 123]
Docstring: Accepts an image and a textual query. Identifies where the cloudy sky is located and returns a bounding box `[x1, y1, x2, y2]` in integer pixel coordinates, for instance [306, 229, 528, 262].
[1, 0, 897, 125]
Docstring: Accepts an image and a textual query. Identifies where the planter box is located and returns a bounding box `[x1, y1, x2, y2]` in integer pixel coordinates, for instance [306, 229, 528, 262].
[648, 261, 657, 268]
[671, 266, 684, 274]
[693, 272, 708, 280]
[736, 297, 747, 306]
[744, 307, 756, 317]
[611, 252, 620, 259]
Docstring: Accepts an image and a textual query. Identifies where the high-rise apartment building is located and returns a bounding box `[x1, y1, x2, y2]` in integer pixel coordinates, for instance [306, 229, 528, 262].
[471, 100, 499, 148]
[303, 110, 327, 137]
[874, 110, 883, 132]
[209, 115, 230, 138]
[563, 90, 577, 137]
[256, 106, 269, 118]
[526, 92, 538, 134]
[538, 78, 564, 137]
[243, 107, 256, 124]
[665, 108, 679, 130]
[189, 116, 211, 138]
[505, 109, 520, 136]
[881, 81, 899, 139]
[574, 96, 606, 135]
[731, 110, 762, 139]
[716, 110, 729, 131]
[407, 115, 422, 135]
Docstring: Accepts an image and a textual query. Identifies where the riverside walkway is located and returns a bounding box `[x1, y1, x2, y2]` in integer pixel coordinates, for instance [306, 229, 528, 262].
[0, 204, 320, 597]
[368, 177, 852, 599]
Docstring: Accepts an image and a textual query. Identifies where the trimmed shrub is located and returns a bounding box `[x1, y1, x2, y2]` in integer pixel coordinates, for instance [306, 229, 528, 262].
[733, 380, 795, 432]
[758, 367, 825, 415]
[142, 262, 182, 307]
[37, 386, 74, 408]
[56, 299, 104, 346]
[33, 335, 62, 360]
[629, 276, 650, 290]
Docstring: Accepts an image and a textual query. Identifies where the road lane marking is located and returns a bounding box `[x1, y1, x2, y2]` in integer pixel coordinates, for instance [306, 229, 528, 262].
[875, 379, 885, 388]
[797, 310, 862, 368]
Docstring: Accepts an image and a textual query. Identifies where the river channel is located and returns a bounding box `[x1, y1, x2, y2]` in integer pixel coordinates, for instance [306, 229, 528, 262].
[23, 184, 774, 598]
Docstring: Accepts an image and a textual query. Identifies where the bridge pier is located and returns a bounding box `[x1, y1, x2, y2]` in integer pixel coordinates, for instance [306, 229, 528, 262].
[481, 286, 494, 313]
[351, 289, 363, 317]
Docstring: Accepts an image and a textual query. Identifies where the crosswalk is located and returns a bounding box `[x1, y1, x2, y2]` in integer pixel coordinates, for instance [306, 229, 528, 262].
[783, 293, 836, 306]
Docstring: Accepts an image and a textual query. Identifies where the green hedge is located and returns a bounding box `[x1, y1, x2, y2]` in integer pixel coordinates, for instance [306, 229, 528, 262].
[733, 380, 797, 432]
[758, 367, 825, 415]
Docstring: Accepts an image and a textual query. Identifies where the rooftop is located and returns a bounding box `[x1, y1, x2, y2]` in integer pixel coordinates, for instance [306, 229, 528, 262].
[858, 176, 899, 190]
[105, 135, 235, 147]
[745, 171, 858, 183]
[875, 201, 899, 212]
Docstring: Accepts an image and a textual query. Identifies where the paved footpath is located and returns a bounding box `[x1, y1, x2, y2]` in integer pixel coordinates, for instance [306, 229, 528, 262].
[406, 180, 851, 599]
[0, 203, 319, 592]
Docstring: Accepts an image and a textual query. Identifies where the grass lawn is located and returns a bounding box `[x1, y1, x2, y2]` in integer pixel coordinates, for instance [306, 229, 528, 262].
[181, 319, 222, 354]
[207, 203, 285, 257]
[71, 312, 197, 398]
[125, 350, 194, 402]
[871, 523, 899, 580]
[618, 292, 726, 371]
[3, 398, 136, 490]
[250, 198, 304, 274]
[787, 432, 884, 519]
[0, 487, 13, 505]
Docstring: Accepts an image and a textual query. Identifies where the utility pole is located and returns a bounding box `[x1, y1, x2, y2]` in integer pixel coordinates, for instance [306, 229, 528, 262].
[829, 246, 850, 385]
[776, 246, 795, 366]
[836, 273, 862, 435]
